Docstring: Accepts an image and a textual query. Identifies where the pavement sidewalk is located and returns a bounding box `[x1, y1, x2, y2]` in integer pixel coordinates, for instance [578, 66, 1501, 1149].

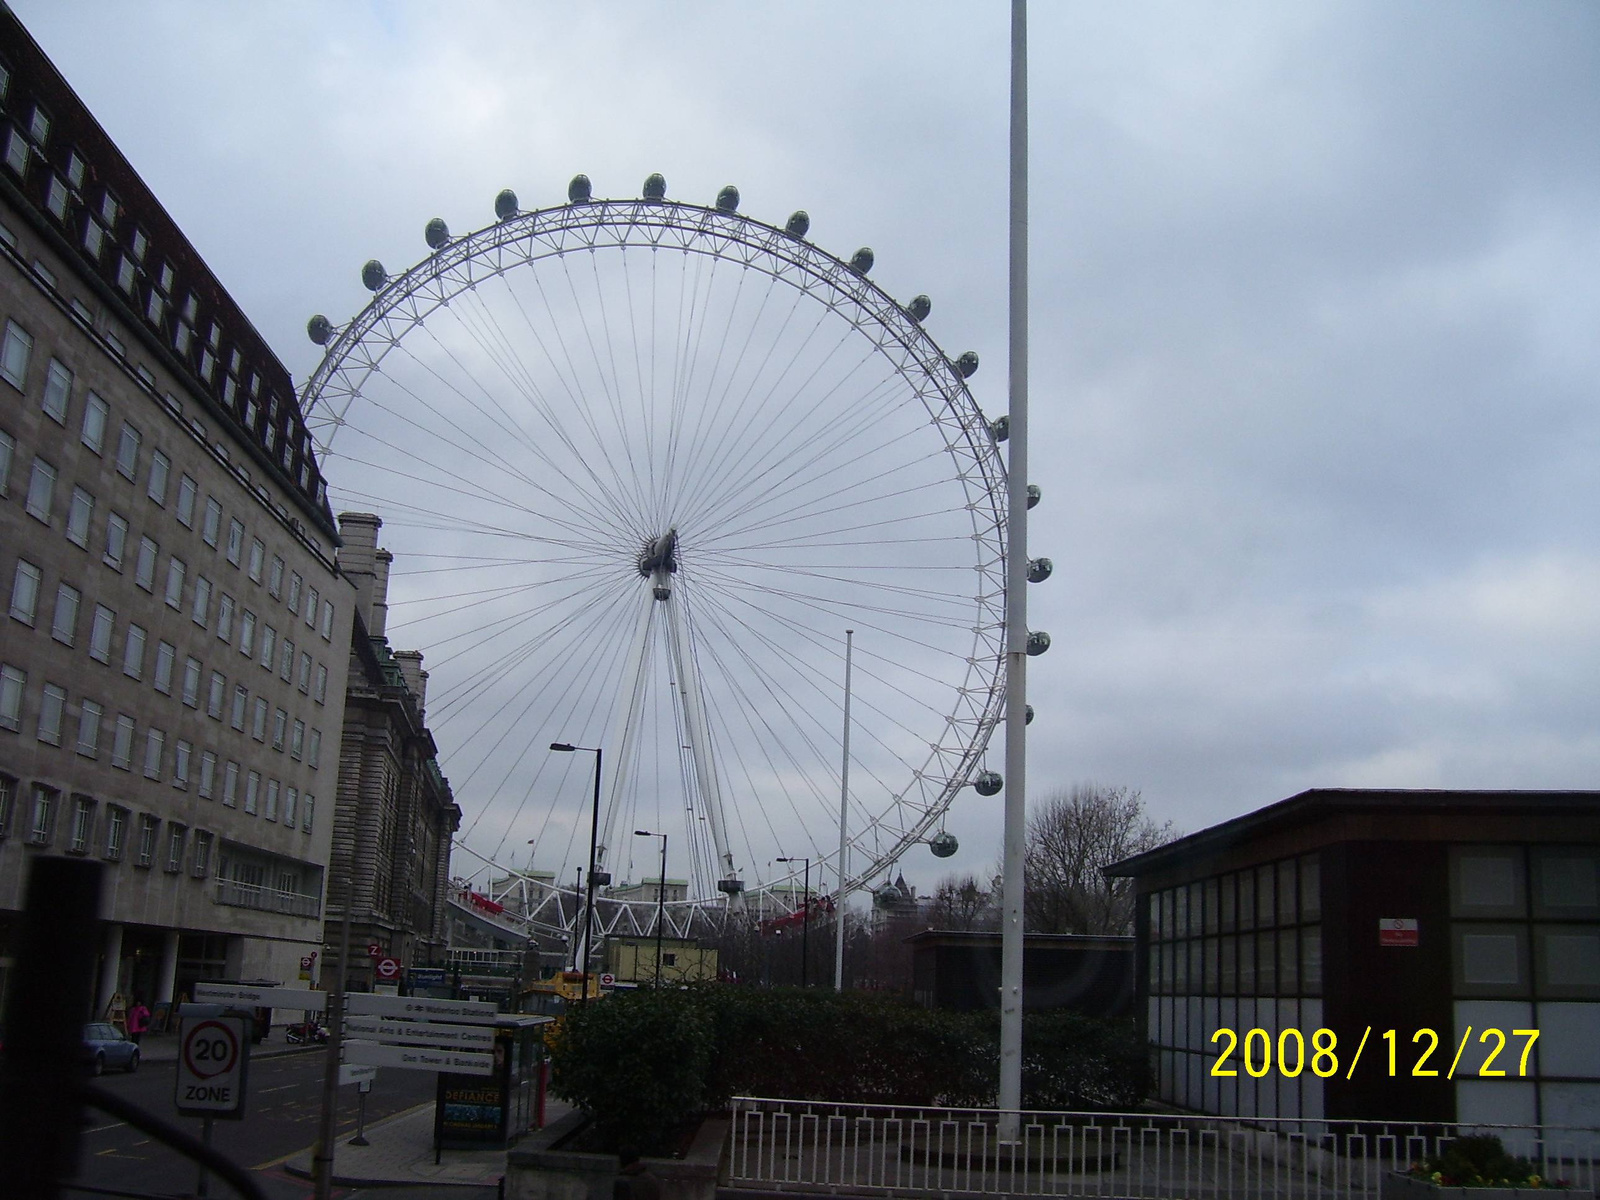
[282, 1094, 576, 1189]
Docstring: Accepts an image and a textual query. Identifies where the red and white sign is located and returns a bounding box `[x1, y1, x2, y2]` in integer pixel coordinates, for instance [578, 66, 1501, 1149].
[599, 973, 616, 987]
[375, 956, 401, 980]
[367, 942, 382, 958]
[175, 1015, 249, 1118]
[1379, 918, 1419, 947]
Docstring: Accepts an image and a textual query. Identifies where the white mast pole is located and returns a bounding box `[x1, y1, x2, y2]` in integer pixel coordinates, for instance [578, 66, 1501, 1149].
[834, 629, 854, 991]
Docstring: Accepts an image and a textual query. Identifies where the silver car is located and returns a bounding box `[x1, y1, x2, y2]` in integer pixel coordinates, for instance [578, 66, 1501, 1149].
[82, 1022, 140, 1074]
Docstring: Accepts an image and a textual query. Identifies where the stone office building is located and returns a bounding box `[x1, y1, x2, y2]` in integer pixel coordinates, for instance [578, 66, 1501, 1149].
[0, 11, 353, 1019]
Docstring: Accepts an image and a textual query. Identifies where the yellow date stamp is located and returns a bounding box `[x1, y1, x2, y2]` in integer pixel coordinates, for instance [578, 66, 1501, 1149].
[1208, 1027, 1540, 1080]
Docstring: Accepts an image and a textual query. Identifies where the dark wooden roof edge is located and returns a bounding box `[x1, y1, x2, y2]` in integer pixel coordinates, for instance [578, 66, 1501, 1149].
[903, 929, 1135, 946]
[1103, 788, 1600, 879]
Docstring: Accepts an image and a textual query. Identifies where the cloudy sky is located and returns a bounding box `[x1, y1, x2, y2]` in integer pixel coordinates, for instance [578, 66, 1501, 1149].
[17, 1, 1599, 894]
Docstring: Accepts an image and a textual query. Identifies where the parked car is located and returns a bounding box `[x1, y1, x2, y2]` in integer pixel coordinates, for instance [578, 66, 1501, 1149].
[82, 1023, 140, 1075]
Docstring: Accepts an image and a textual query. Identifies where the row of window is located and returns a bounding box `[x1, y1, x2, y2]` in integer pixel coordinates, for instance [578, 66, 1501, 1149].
[1150, 925, 1324, 997]
[0, 325, 338, 641]
[0, 68, 324, 505]
[1149, 855, 1322, 942]
[0, 660, 322, 800]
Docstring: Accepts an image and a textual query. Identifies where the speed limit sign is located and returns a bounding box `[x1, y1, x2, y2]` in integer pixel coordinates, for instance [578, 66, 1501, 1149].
[175, 1015, 250, 1118]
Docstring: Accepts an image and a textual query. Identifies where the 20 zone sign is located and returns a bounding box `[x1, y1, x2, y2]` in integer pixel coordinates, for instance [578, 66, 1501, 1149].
[175, 1016, 249, 1119]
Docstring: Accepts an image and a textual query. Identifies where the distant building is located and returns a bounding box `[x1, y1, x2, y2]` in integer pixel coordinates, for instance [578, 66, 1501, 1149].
[1106, 788, 1600, 1129]
[0, 10, 350, 1020]
[605, 935, 718, 986]
[320, 513, 459, 991]
[907, 929, 1135, 1017]
[607, 876, 688, 905]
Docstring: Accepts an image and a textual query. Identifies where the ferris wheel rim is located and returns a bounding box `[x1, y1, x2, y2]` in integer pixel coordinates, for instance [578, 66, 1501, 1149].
[300, 186, 1009, 914]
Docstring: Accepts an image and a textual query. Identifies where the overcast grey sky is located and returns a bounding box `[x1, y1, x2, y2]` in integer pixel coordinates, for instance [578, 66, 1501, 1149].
[17, 1, 1599, 893]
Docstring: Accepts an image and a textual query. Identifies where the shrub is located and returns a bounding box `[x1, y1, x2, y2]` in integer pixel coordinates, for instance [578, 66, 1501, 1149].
[1020, 1011, 1150, 1111]
[1408, 1135, 1572, 1189]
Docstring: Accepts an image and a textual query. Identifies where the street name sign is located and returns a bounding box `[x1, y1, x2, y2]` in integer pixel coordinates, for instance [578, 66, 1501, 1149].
[175, 1016, 249, 1118]
[344, 1016, 495, 1048]
[342, 1040, 494, 1076]
[194, 983, 327, 1010]
[345, 994, 498, 1024]
[338, 1062, 379, 1086]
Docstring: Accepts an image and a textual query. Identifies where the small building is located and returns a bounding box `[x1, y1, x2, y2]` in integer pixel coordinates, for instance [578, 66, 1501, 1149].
[906, 929, 1135, 1017]
[607, 876, 688, 905]
[1105, 788, 1600, 1130]
[605, 935, 717, 986]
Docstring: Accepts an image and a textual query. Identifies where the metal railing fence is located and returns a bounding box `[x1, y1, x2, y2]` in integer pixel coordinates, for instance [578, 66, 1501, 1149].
[728, 1097, 1599, 1199]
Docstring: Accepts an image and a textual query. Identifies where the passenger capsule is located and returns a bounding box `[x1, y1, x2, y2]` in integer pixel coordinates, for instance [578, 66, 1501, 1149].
[716, 185, 740, 212]
[306, 314, 332, 346]
[974, 770, 1003, 797]
[424, 217, 450, 250]
[1026, 630, 1052, 656]
[849, 247, 874, 275]
[1027, 557, 1053, 583]
[717, 877, 744, 895]
[643, 173, 667, 200]
[906, 295, 931, 323]
[873, 882, 904, 908]
[494, 189, 519, 221]
[785, 210, 810, 237]
[956, 351, 979, 378]
[361, 260, 387, 292]
[929, 831, 959, 858]
[990, 415, 1010, 443]
[1026, 483, 1041, 509]
[568, 174, 592, 203]
[1025, 703, 1035, 725]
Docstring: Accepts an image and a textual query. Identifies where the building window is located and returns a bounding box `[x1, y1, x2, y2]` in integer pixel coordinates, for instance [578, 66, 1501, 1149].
[192, 574, 212, 626]
[165, 824, 185, 873]
[37, 682, 65, 745]
[115, 421, 140, 480]
[287, 572, 302, 614]
[307, 728, 321, 769]
[192, 830, 213, 877]
[302, 795, 314, 833]
[248, 538, 265, 582]
[142, 727, 165, 779]
[264, 778, 279, 821]
[147, 449, 170, 505]
[298, 652, 312, 693]
[290, 719, 305, 760]
[50, 583, 80, 645]
[244, 770, 259, 815]
[153, 640, 175, 694]
[81, 392, 108, 453]
[134, 536, 157, 591]
[41, 358, 72, 423]
[321, 599, 334, 640]
[164, 557, 186, 610]
[88, 604, 114, 663]
[182, 657, 201, 708]
[268, 556, 284, 598]
[0, 427, 12, 494]
[238, 610, 256, 657]
[279, 638, 294, 682]
[216, 593, 235, 642]
[28, 784, 58, 846]
[77, 699, 102, 757]
[135, 813, 158, 867]
[10, 559, 42, 624]
[176, 474, 197, 527]
[202, 497, 222, 547]
[173, 739, 191, 788]
[231, 685, 247, 731]
[111, 713, 135, 770]
[116, 254, 137, 294]
[68, 795, 95, 854]
[0, 773, 13, 838]
[226, 518, 244, 566]
[104, 805, 126, 860]
[25, 456, 56, 523]
[2, 126, 28, 177]
[304, 587, 319, 628]
[283, 787, 297, 827]
[122, 623, 146, 679]
[103, 511, 128, 569]
[271, 708, 287, 752]
[314, 663, 327, 704]
[66, 485, 93, 546]
[251, 697, 268, 741]
[222, 760, 239, 807]
[259, 624, 276, 669]
[207, 670, 225, 719]
[198, 750, 216, 799]
[1, 319, 33, 389]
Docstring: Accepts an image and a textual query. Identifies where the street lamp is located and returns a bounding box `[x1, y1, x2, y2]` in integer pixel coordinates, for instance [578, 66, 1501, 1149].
[634, 830, 668, 987]
[776, 856, 811, 988]
[550, 742, 605, 1005]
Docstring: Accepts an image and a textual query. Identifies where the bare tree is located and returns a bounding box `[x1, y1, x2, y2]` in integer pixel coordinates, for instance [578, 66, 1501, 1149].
[1025, 784, 1176, 935]
[928, 873, 996, 931]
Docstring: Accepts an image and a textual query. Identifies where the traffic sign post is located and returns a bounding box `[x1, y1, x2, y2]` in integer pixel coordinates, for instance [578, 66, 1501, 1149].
[175, 1015, 250, 1199]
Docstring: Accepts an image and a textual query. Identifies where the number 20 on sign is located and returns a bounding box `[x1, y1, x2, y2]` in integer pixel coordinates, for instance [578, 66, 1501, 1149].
[175, 1016, 250, 1119]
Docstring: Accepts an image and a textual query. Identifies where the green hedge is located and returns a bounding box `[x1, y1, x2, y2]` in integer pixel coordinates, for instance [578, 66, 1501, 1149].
[548, 987, 1150, 1153]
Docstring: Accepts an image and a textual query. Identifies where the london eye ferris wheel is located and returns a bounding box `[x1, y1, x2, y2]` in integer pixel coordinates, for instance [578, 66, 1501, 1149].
[298, 174, 1020, 944]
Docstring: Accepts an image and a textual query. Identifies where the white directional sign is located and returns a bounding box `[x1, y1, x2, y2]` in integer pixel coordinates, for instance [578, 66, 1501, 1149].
[342, 1040, 495, 1076]
[344, 993, 498, 1024]
[344, 1016, 495, 1048]
[175, 1016, 250, 1118]
[194, 983, 327, 1010]
[338, 1063, 379, 1086]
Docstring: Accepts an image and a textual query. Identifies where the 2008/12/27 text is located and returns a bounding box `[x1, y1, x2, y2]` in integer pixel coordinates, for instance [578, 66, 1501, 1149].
[1208, 1027, 1540, 1079]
